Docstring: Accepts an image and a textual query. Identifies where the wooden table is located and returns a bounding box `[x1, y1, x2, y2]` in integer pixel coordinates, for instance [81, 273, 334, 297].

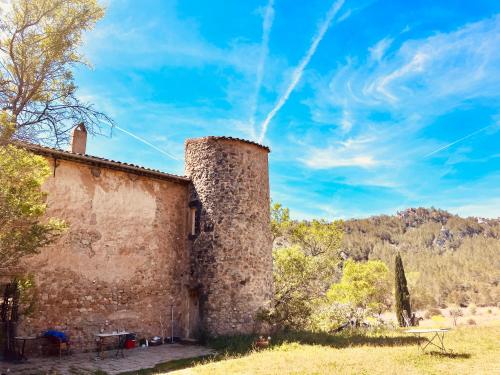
[405, 328, 451, 352]
[14, 336, 38, 361]
[95, 332, 131, 359]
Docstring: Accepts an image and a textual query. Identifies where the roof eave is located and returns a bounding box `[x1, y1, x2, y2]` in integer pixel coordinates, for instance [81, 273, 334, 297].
[21, 143, 191, 184]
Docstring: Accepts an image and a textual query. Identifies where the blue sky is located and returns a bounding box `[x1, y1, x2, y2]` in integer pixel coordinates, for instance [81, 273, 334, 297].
[76, 0, 500, 219]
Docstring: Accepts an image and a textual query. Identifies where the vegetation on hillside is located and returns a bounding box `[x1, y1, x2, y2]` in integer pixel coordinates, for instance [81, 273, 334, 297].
[271, 203, 500, 320]
[344, 208, 500, 308]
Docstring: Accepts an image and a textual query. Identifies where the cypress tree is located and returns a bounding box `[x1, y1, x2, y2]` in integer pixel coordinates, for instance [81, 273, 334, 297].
[395, 252, 412, 327]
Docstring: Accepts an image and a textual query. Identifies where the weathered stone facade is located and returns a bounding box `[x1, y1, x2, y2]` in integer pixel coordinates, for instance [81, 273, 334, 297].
[185, 137, 273, 335]
[11, 135, 273, 350]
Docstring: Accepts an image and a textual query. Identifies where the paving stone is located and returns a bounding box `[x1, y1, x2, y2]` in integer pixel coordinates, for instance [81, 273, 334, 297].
[0, 344, 214, 375]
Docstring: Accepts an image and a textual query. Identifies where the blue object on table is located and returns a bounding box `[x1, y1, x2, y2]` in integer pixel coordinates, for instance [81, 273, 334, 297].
[42, 330, 69, 342]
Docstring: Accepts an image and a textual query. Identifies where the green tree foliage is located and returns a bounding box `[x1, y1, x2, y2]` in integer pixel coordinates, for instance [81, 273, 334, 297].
[395, 253, 411, 326]
[271, 201, 291, 241]
[307, 260, 392, 333]
[270, 246, 318, 328]
[291, 219, 343, 257]
[327, 260, 391, 314]
[267, 203, 344, 330]
[0, 0, 111, 145]
[308, 302, 354, 333]
[0, 144, 66, 268]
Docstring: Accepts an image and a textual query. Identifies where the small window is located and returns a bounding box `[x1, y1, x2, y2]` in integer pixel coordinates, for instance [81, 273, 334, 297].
[189, 207, 197, 236]
[188, 200, 200, 239]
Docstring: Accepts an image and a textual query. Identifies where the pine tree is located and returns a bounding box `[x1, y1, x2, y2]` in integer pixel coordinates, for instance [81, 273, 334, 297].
[395, 252, 412, 326]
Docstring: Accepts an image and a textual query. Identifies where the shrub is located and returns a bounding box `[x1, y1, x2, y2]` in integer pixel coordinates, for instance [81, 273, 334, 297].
[425, 307, 442, 319]
[308, 302, 357, 333]
[467, 319, 476, 325]
[468, 304, 477, 315]
[327, 260, 391, 314]
[449, 306, 463, 326]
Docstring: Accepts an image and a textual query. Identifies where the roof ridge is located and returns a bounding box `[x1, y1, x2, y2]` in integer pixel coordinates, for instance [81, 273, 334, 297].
[18, 142, 190, 184]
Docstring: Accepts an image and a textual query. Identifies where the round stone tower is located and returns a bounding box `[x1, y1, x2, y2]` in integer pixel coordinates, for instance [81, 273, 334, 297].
[185, 136, 273, 336]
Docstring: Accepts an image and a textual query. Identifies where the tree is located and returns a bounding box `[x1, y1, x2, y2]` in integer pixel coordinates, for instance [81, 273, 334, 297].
[264, 203, 345, 330]
[449, 305, 463, 327]
[267, 246, 317, 328]
[0, 144, 66, 269]
[0, 0, 112, 145]
[327, 260, 391, 314]
[395, 252, 412, 326]
[270, 201, 291, 241]
[291, 219, 343, 257]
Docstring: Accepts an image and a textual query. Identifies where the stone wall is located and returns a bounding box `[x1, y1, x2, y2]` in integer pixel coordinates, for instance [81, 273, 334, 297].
[18, 158, 194, 351]
[185, 137, 274, 336]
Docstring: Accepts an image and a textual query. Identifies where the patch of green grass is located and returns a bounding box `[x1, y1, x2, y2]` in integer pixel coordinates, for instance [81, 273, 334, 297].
[168, 323, 500, 374]
[205, 327, 421, 356]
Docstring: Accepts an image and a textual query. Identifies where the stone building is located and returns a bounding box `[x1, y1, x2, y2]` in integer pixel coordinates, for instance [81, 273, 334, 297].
[8, 128, 273, 350]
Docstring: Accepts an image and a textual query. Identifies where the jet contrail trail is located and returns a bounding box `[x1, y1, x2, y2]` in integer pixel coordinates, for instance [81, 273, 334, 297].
[249, 0, 275, 138]
[258, 0, 345, 142]
[424, 124, 496, 158]
[113, 125, 180, 161]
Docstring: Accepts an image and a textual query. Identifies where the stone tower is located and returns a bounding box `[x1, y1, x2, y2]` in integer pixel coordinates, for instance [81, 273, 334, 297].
[185, 136, 273, 336]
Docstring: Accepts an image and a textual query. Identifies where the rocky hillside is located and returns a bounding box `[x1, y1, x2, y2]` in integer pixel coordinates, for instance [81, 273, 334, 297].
[342, 208, 500, 308]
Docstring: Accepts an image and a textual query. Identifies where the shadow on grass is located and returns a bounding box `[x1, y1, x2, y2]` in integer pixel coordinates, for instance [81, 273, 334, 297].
[425, 351, 471, 359]
[117, 354, 215, 375]
[118, 330, 465, 374]
[207, 329, 422, 356]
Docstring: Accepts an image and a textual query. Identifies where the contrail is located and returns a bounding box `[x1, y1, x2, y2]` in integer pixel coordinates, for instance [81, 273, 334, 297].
[113, 125, 180, 161]
[249, 0, 275, 137]
[424, 124, 495, 158]
[258, 0, 345, 142]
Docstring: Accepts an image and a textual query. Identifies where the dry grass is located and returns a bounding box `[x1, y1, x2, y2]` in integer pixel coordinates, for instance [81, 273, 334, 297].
[170, 322, 500, 375]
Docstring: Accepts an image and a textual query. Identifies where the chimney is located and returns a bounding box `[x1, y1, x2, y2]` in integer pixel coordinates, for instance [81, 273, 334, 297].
[71, 123, 87, 154]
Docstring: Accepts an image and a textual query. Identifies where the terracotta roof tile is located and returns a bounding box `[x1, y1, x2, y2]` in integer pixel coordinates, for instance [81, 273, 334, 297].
[22, 143, 190, 184]
[186, 136, 271, 152]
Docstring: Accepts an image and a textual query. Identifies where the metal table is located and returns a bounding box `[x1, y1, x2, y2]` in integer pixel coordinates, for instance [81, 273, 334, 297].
[94, 331, 130, 359]
[14, 336, 38, 361]
[405, 328, 451, 352]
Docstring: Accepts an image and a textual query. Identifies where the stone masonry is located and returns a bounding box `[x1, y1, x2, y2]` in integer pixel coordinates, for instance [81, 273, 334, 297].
[9, 133, 273, 351]
[185, 137, 274, 335]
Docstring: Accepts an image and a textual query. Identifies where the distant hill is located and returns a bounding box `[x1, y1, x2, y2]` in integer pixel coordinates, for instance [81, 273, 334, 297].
[342, 208, 500, 308]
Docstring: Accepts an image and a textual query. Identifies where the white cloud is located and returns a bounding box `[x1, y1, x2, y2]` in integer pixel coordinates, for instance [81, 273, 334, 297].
[81, 0, 261, 75]
[300, 14, 500, 173]
[316, 14, 500, 115]
[340, 109, 353, 132]
[369, 51, 428, 102]
[249, 0, 275, 138]
[368, 37, 393, 62]
[448, 198, 500, 219]
[300, 135, 380, 169]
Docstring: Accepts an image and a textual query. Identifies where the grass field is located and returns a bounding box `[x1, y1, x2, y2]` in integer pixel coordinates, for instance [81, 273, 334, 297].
[165, 322, 500, 375]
